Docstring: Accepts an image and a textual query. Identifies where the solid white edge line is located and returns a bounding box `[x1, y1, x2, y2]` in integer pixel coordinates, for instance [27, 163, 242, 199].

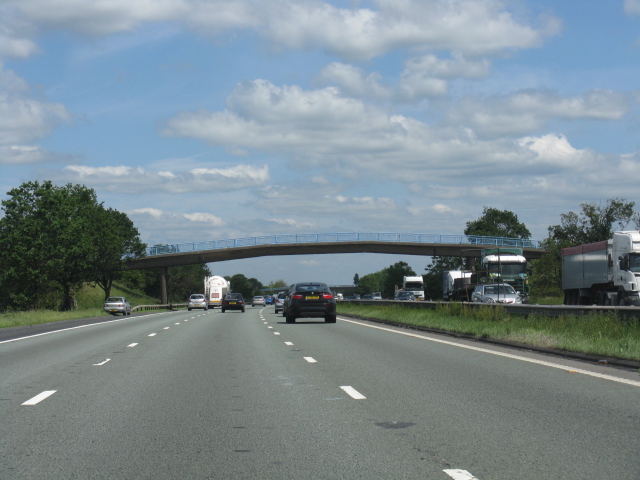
[0, 311, 171, 344]
[443, 469, 479, 480]
[22, 390, 57, 405]
[340, 385, 366, 400]
[303, 357, 317, 363]
[339, 318, 640, 388]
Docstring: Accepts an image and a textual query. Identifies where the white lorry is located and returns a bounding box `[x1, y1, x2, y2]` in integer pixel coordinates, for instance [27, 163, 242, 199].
[442, 270, 476, 301]
[402, 276, 425, 300]
[204, 275, 231, 308]
[562, 231, 640, 306]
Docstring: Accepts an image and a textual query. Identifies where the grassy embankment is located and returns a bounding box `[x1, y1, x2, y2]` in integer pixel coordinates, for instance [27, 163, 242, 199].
[0, 283, 159, 329]
[337, 301, 640, 362]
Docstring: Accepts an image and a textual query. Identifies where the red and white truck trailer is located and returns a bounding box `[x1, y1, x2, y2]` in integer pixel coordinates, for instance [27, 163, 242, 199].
[562, 231, 640, 306]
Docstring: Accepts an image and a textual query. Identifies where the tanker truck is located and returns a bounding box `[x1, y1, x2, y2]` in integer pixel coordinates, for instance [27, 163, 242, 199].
[204, 275, 231, 308]
[562, 231, 640, 306]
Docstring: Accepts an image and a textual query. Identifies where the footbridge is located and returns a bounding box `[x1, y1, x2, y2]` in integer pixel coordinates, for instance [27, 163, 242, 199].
[126, 233, 544, 303]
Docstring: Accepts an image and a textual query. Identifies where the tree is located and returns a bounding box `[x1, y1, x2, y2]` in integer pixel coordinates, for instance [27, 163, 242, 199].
[465, 207, 531, 239]
[92, 208, 146, 300]
[356, 271, 386, 296]
[547, 198, 635, 246]
[0, 181, 106, 310]
[382, 261, 415, 298]
[227, 273, 263, 299]
[142, 264, 212, 302]
[353, 273, 360, 286]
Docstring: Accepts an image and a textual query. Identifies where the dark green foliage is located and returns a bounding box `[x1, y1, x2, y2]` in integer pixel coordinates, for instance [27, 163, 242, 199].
[464, 207, 531, 239]
[382, 261, 415, 298]
[142, 264, 212, 303]
[356, 271, 386, 297]
[226, 273, 264, 300]
[0, 180, 145, 311]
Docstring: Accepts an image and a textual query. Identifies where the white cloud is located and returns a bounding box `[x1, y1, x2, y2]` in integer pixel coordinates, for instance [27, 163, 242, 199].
[0, 65, 71, 148]
[264, 0, 560, 60]
[61, 164, 270, 193]
[1, 0, 560, 62]
[625, 0, 640, 15]
[448, 89, 631, 138]
[132, 207, 163, 218]
[183, 212, 225, 226]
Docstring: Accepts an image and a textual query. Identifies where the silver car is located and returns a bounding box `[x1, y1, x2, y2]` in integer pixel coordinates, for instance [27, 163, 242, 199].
[188, 293, 208, 311]
[471, 284, 522, 304]
[274, 292, 286, 314]
[104, 296, 131, 315]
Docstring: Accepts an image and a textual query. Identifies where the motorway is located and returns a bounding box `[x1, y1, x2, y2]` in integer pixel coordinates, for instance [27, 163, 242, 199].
[1, 308, 639, 479]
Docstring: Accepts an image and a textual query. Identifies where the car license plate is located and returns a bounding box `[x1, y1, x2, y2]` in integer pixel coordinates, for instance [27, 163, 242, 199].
[110, 309, 117, 312]
[306, 296, 319, 300]
[229, 302, 236, 304]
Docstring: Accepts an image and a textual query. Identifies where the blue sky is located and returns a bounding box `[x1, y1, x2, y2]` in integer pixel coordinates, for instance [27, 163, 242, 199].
[1, 0, 639, 286]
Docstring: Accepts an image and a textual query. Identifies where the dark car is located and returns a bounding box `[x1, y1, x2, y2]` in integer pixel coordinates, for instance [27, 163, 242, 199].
[221, 293, 245, 313]
[394, 291, 416, 301]
[283, 282, 336, 323]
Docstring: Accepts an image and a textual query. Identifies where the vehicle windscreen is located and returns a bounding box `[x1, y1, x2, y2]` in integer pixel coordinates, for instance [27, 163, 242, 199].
[106, 297, 123, 302]
[296, 284, 328, 292]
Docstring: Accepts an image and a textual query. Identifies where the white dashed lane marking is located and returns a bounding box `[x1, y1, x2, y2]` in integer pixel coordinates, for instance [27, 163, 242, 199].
[340, 386, 366, 400]
[22, 390, 57, 405]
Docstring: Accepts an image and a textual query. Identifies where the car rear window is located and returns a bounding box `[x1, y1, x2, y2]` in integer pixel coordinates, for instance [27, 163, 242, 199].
[295, 284, 329, 292]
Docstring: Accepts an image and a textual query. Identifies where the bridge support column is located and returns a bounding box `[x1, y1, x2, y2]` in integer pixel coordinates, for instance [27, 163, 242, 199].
[160, 267, 168, 305]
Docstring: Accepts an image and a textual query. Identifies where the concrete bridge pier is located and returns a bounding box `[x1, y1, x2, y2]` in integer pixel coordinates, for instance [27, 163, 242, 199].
[161, 267, 168, 305]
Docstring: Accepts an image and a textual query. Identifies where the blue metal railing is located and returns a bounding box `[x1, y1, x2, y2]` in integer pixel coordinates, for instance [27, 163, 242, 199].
[146, 233, 540, 257]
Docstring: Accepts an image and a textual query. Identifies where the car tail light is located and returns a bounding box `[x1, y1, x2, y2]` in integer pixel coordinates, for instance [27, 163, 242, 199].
[322, 293, 333, 299]
[291, 294, 303, 300]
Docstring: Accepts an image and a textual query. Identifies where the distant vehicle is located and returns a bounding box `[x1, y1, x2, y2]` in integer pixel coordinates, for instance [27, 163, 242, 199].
[562, 231, 640, 306]
[403, 276, 425, 300]
[283, 282, 337, 323]
[221, 293, 245, 313]
[204, 276, 231, 308]
[394, 291, 416, 301]
[252, 296, 266, 307]
[274, 292, 286, 314]
[188, 293, 208, 311]
[471, 284, 522, 304]
[362, 294, 374, 300]
[371, 292, 382, 300]
[264, 295, 273, 305]
[335, 293, 344, 300]
[345, 294, 360, 300]
[103, 296, 131, 315]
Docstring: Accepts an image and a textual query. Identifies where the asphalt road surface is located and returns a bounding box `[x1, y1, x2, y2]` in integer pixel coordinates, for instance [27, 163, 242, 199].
[2, 308, 639, 479]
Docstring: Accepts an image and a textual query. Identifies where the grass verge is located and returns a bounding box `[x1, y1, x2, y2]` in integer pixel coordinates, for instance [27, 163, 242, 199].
[337, 303, 640, 362]
[0, 283, 161, 330]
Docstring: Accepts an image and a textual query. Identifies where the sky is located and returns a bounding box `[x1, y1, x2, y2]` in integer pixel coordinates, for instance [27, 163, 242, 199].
[1, 0, 639, 287]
